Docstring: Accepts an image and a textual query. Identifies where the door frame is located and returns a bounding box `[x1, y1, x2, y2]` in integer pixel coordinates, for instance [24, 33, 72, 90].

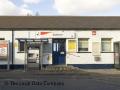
[52, 38, 66, 65]
[114, 42, 120, 68]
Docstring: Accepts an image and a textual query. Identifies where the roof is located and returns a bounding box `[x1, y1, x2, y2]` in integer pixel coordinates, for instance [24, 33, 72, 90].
[0, 16, 120, 30]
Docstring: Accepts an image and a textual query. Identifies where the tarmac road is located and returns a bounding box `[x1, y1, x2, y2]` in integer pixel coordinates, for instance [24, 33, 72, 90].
[0, 71, 120, 90]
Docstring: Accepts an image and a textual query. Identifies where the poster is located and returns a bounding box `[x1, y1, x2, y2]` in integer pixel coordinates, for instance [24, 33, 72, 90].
[0, 41, 8, 60]
[68, 39, 76, 52]
[92, 42, 101, 56]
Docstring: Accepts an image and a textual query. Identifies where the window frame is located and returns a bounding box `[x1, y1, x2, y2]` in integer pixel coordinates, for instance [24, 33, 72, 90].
[18, 40, 25, 53]
[0, 38, 5, 40]
[101, 38, 112, 52]
[78, 38, 89, 52]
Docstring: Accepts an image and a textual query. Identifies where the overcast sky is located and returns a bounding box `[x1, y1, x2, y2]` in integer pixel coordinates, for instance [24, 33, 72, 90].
[0, 0, 120, 16]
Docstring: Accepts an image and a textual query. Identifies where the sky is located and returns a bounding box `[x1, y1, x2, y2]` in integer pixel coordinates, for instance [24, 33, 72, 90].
[0, 0, 120, 16]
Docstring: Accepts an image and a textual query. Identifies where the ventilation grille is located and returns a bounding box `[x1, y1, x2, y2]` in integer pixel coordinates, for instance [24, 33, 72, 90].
[94, 56, 101, 61]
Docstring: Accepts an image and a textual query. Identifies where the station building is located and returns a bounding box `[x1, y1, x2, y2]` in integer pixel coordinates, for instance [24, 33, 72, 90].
[0, 16, 120, 69]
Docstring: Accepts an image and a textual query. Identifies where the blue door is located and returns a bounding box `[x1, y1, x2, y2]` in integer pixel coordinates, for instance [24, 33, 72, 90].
[52, 39, 66, 65]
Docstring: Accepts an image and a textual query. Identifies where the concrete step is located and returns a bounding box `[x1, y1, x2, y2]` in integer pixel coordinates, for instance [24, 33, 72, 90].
[27, 63, 40, 71]
[27, 63, 39, 68]
[42, 65, 80, 72]
[23, 65, 80, 72]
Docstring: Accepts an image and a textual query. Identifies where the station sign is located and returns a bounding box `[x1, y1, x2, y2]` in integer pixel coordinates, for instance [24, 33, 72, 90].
[35, 31, 75, 38]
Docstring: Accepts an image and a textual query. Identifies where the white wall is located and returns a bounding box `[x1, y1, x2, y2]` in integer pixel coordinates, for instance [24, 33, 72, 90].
[66, 53, 114, 64]
[66, 30, 116, 65]
[13, 30, 117, 65]
[0, 30, 118, 65]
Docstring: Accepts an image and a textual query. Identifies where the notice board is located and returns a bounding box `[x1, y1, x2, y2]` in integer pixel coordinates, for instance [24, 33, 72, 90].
[92, 42, 101, 56]
[68, 39, 77, 52]
[0, 40, 8, 60]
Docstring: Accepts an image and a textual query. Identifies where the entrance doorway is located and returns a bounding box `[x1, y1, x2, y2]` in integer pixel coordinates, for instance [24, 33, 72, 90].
[16, 38, 48, 71]
[52, 39, 66, 65]
[27, 42, 41, 70]
[114, 42, 120, 69]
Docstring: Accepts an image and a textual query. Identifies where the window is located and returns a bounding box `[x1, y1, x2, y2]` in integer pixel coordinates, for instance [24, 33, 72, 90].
[78, 38, 88, 52]
[101, 38, 111, 52]
[0, 38, 5, 40]
[43, 43, 52, 53]
[18, 40, 25, 52]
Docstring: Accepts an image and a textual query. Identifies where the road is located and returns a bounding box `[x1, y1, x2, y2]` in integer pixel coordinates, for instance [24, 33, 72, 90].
[0, 73, 120, 90]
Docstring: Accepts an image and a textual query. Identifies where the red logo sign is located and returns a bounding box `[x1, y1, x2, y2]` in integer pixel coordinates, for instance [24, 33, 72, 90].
[40, 32, 51, 35]
[36, 32, 51, 36]
[92, 30, 96, 35]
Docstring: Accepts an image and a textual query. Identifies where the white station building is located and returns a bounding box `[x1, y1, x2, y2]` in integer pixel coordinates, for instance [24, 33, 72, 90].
[0, 16, 120, 69]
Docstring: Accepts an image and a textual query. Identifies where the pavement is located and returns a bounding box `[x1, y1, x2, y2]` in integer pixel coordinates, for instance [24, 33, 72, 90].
[81, 69, 120, 76]
[0, 69, 90, 79]
[0, 68, 120, 79]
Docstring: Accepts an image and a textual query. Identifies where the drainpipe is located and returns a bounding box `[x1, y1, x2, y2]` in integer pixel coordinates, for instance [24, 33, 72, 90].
[12, 30, 14, 69]
[40, 42, 43, 70]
